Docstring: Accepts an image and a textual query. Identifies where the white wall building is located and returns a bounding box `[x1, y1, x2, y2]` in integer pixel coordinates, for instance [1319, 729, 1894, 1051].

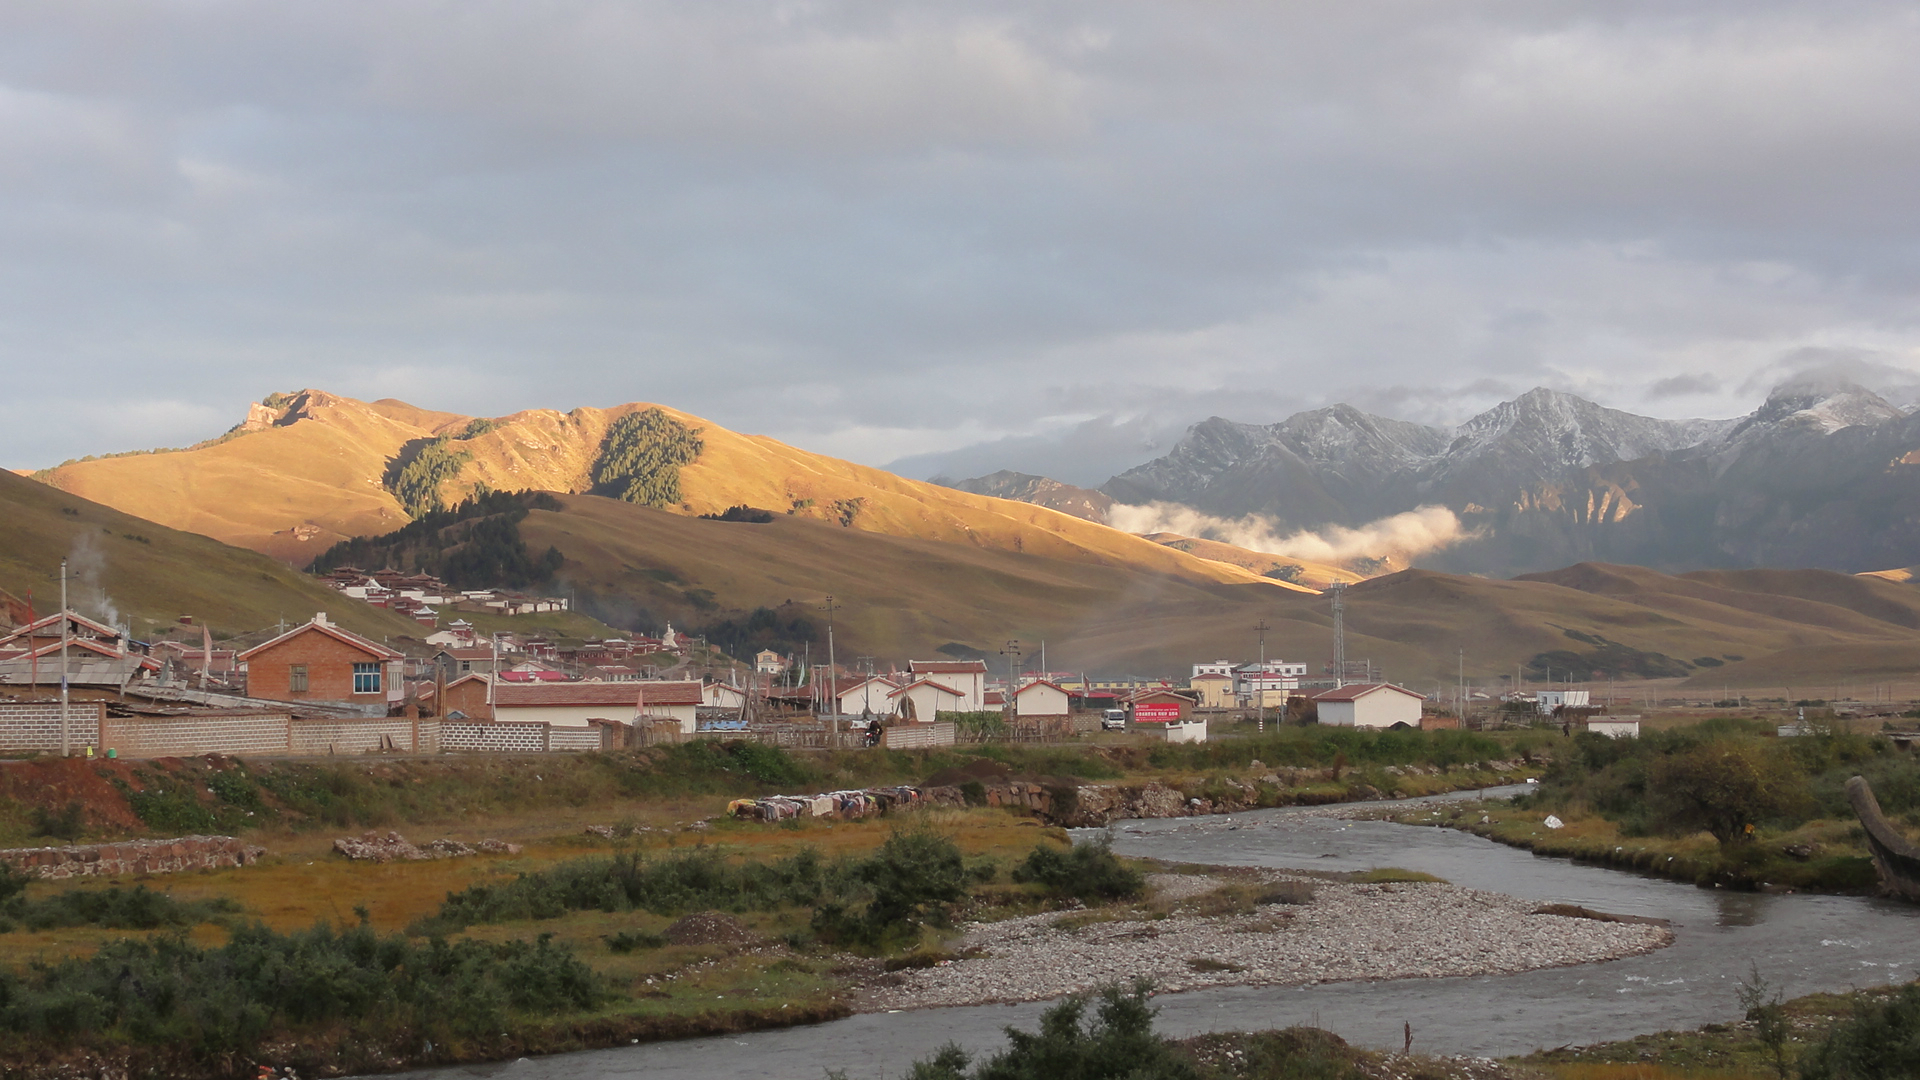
[1536, 690, 1591, 715]
[889, 679, 965, 721]
[908, 660, 987, 712]
[1191, 660, 1236, 680]
[837, 676, 899, 716]
[1162, 719, 1208, 743]
[1311, 683, 1425, 729]
[1013, 680, 1071, 718]
[704, 683, 747, 709]
[1234, 660, 1307, 698]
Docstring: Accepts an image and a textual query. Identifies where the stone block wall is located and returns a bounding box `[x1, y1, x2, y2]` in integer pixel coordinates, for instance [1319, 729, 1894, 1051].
[547, 727, 603, 752]
[101, 712, 291, 758]
[881, 721, 956, 750]
[0, 702, 104, 752]
[444, 721, 550, 753]
[0, 835, 265, 880]
[289, 718, 427, 756]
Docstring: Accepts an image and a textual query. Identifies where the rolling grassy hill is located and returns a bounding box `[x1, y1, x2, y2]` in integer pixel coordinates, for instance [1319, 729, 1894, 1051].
[35, 390, 1278, 593]
[0, 469, 423, 644]
[489, 495, 1920, 685]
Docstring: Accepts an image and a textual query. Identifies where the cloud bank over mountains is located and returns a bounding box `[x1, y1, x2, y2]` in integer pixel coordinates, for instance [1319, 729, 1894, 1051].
[3, 2, 1920, 470]
[1106, 503, 1474, 566]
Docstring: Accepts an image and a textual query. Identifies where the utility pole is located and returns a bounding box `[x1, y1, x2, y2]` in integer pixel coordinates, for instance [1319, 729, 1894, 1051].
[1001, 640, 1023, 719]
[59, 559, 70, 757]
[1457, 647, 1465, 726]
[823, 596, 838, 747]
[1254, 619, 1271, 732]
[1330, 582, 1347, 688]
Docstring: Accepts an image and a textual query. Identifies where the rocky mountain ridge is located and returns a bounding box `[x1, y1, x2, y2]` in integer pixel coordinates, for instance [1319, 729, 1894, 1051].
[970, 380, 1920, 576]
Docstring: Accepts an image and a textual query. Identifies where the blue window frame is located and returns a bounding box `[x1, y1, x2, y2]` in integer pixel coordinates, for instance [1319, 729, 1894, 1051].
[352, 662, 381, 694]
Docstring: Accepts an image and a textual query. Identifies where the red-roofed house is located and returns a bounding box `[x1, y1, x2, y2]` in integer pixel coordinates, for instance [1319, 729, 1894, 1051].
[835, 676, 899, 716]
[492, 680, 703, 733]
[888, 678, 964, 722]
[1310, 683, 1425, 729]
[908, 659, 987, 711]
[237, 613, 404, 713]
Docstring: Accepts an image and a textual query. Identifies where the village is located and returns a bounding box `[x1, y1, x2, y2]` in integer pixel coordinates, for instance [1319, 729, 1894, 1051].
[0, 562, 1643, 764]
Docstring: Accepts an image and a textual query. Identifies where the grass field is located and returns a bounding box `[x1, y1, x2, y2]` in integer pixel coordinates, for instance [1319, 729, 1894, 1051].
[0, 469, 421, 642]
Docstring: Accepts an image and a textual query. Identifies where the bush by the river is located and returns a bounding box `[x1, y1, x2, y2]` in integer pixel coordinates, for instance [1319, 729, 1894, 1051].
[422, 825, 991, 952]
[418, 845, 854, 933]
[0, 919, 600, 1056]
[1011, 838, 1144, 903]
[0, 868, 240, 933]
[1798, 983, 1920, 1080]
[881, 980, 1200, 1080]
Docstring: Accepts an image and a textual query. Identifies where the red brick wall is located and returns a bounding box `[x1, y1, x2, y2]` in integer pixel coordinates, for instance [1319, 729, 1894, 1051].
[440, 679, 493, 719]
[246, 628, 389, 703]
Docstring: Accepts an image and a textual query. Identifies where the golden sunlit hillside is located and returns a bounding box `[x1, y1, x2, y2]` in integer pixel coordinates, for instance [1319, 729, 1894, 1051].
[36, 390, 1274, 592]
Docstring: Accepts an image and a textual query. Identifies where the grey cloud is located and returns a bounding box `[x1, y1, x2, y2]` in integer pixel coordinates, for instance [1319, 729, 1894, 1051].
[1, 1, 1919, 467]
[1647, 373, 1722, 399]
[885, 413, 1189, 488]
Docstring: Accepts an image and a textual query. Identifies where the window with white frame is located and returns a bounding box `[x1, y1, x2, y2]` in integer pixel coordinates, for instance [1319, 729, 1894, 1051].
[352, 662, 381, 694]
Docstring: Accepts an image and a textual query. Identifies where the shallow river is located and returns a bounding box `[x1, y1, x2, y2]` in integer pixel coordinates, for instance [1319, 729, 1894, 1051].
[401, 788, 1920, 1079]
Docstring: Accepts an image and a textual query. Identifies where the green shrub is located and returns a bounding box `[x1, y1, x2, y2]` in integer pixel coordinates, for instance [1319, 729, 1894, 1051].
[421, 846, 853, 933]
[601, 930, 665, 953]
[1232, 1028, 1367, 1079]
[0, 920, 600, 1055]
[5, 885, 240, 933]
[1798, 983, 1920, 1079]
[888, 980, 1198, 1080]
[813, 826, 974, 951]
[1011, 839, 1144, 903]
[29, 802, 85, 841]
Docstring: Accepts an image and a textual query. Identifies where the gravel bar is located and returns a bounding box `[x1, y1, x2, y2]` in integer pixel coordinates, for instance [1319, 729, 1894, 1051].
[861, 873, 1671, 1011]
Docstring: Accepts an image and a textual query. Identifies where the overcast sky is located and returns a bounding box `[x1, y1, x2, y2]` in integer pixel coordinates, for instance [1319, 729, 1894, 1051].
[4, 1, 1918, 483]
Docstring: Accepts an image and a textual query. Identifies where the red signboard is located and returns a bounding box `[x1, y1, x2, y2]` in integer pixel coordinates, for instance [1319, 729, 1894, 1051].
[1134, 703, 1183, 722]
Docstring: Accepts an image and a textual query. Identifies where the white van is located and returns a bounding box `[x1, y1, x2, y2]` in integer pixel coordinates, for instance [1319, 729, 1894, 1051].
[1101, 708, 1128, 731]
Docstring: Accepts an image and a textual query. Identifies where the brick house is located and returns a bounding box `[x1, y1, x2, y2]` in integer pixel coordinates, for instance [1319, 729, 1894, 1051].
[425, 673, 495, 719]
[1127, 688, 1195, 723]
[237, 613, 403, 714]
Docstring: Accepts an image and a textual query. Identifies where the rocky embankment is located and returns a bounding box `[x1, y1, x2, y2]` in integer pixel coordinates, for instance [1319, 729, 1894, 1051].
[982, 759, 1540, 827]
[862, 872, 1670, 1011]
[331, 831, 521, 862]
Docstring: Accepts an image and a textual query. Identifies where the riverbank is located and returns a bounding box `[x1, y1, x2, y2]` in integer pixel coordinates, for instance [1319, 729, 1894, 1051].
[0, 731, 1579, 1078]
[861, 870, 1671, 1011]
[1356, 796, 1884, 894]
